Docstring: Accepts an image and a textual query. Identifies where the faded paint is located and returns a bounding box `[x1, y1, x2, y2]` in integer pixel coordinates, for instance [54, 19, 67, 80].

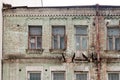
[2, 4, 120, 80]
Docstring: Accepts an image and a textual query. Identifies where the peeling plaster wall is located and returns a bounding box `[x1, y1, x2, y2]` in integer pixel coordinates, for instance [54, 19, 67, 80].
[2, 6, 120, 80]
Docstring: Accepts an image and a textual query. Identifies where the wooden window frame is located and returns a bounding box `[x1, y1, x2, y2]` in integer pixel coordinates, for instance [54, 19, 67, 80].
[75, 26, 88, 51]
[51, 26, 66, 50]
[107, 27, 120, 50]
[107, 36, 120, 50]
[28, 26, 42, 50]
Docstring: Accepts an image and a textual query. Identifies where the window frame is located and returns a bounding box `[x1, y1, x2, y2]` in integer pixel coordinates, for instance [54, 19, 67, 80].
[107, 26, 120, 50]
[51, 71, 66, 80]
[27, 71, 41, 80]
[51, 26, 66, 50]
[74, 71, 88, 80]
[75, 25, 88, 51]
[107, 72, 120, 80]
[28, 25, 42, 49]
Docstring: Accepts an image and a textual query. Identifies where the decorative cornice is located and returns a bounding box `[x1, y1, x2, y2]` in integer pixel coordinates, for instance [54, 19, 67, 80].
[104, 16, 120, 19]
[3, 7, 120, 17]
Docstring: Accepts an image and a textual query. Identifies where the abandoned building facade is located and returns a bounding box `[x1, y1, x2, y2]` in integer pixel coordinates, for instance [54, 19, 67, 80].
[2, 4, 120, 80]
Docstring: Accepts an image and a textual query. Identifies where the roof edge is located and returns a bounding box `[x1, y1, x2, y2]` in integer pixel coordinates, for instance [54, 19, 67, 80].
[3, 3, 120, 9]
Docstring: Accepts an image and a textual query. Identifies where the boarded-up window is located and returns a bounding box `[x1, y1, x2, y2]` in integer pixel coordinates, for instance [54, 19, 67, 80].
[75, 25, 88, 51]
[108, 73, 119, 80]
[52, 72, 65, 80]
[29, 26, 42, 49]
[107, 27, 120, 50]
[75, 72, 88, 80]
[28, 72, 41, 80]
[52, 26, 66, 49]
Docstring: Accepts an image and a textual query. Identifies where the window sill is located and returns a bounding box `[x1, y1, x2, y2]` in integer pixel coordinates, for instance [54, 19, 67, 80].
[26, 49, 44, 54]
[49, 49, 66, 54]
[104, 50, 120, 54]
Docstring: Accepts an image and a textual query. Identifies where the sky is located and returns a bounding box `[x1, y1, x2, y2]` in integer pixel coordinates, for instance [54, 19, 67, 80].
[2, 0, 120, 7]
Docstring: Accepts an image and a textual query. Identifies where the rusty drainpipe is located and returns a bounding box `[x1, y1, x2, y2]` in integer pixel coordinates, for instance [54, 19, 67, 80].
[95, 4, 101, 80]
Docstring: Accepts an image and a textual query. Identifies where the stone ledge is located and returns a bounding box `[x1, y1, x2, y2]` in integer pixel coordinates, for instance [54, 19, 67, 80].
[26, 49, 44, 54]
[49, 49, 66, 54]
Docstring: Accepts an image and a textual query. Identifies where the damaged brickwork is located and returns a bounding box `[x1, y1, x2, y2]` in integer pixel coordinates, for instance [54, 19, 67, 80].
[2, 4, 120, 80]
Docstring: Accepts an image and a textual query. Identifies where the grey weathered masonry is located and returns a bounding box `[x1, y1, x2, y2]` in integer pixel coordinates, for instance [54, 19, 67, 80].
[2, 4, 120, 80]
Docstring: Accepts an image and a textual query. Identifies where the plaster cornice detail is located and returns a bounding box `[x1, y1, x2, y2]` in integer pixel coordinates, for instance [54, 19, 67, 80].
[3, 7, 120, 17]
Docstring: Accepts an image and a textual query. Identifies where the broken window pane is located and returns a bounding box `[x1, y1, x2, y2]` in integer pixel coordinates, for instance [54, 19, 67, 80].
[108, 73, 119, 80]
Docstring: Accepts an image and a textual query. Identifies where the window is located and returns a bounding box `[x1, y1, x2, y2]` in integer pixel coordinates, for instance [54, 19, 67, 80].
[75, 25, 88, 51]
[107, 27, 120, 50]
[108, 72, 120, 80]
[29, 26, 42, 49]
[52, 72, 65, 80]
[28, 72, 41, 80]
[75, 72, 88, 80]
[52, 26, 66, 49]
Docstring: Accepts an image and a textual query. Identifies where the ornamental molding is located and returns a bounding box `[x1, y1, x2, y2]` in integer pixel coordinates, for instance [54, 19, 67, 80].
[3, 8, 120, 17]
[50, 17, 67, 20]
[104, 16, 120, 19]
[72, 16, 91, 20]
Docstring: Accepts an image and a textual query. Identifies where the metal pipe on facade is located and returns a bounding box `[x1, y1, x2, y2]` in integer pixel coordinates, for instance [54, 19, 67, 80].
[95, 4, 101, 80]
